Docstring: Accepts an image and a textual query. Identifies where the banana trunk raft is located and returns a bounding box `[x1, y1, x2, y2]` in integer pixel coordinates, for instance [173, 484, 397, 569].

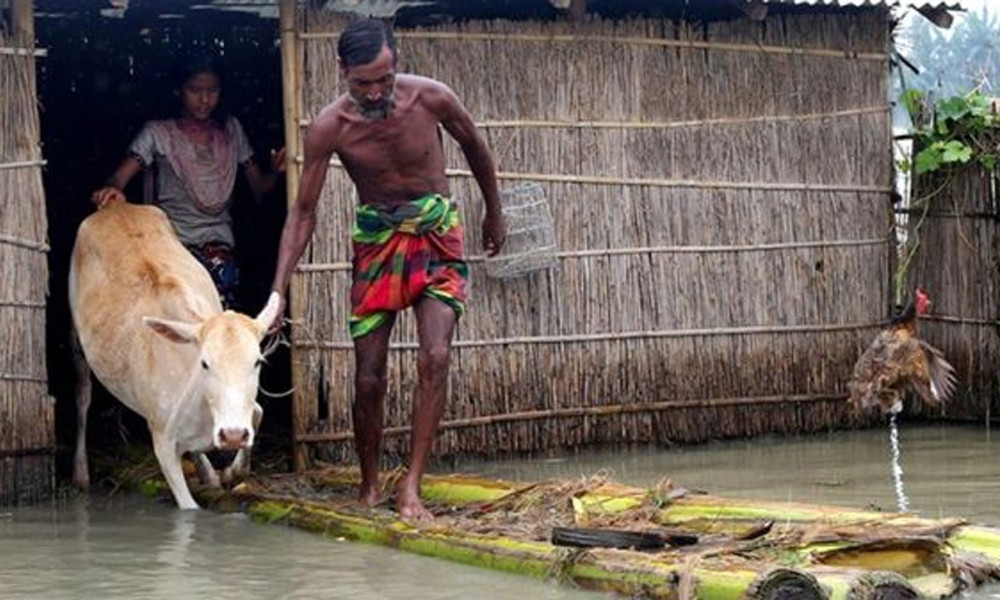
[120, 463, 1000, 600]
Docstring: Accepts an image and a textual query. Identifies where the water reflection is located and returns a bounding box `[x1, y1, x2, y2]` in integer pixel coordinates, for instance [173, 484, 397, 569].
[0, 494, 604, 600]
[454, 423, 1000, 525]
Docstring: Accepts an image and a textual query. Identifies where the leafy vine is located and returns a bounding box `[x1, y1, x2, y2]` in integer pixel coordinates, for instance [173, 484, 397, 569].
[893, 89, 1000, 301]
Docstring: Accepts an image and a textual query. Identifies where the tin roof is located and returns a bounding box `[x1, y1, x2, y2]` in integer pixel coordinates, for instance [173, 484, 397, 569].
[29, 0, 966, 21]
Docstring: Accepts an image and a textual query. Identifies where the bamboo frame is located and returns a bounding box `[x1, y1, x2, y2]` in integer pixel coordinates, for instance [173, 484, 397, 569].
[295, 322, 884, 351]
[299, 106, 890, 130]
[280, 0, 301, 207]
[297, 392, 848, 442]
[0, 301, 45, 308]
[298, 29, 889, 62]
[0, 48, 45, 57]
[280, 0, 311, 472]
[316, 159, 893, 192]
[1, 0, 55, 505]
[0, 373, 48, 383]
[921, 315, 1000, 327]
[12, 0, 33, 45]
[297, 237, 891, 273]
[0, 160, 47, 170]
[0, 234, 49, 252]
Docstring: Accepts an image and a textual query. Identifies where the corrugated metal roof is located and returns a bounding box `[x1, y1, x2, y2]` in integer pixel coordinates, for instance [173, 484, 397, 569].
[31, 0, 967, 21]
[760, 0, 959, 6]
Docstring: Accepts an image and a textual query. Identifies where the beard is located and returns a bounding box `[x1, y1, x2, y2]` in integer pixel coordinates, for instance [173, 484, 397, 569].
[350, 91, 395, 121]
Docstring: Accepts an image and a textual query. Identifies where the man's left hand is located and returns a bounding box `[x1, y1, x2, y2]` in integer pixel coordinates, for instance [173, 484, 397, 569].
[482, 211, 506, 257]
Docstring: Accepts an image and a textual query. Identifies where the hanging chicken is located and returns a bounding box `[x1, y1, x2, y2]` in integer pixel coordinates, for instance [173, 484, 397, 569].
[847, 287, 957, 415]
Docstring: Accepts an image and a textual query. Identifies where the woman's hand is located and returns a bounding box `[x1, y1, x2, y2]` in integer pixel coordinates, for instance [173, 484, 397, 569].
[270, 147, 287, 174]
[91, 186, 125, 209]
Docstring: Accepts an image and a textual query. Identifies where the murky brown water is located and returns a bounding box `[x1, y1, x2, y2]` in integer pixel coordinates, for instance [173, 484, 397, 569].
[2, 423, 1000, 599]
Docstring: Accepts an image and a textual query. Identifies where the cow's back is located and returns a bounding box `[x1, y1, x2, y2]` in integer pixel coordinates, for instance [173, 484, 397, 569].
[69, 201, 222, 420]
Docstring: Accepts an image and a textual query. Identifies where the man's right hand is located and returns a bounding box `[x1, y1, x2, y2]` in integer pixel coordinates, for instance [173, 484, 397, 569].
[91, 187, 125, 209]
[267, 293, 287, 335]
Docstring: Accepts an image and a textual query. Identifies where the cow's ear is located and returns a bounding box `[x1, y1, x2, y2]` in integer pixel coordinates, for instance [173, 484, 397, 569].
[252, 291, 282, 338]
[143, 316, 199, 344]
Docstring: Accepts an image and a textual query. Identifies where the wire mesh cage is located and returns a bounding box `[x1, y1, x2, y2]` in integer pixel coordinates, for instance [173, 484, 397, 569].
[485, 182, 559, 278]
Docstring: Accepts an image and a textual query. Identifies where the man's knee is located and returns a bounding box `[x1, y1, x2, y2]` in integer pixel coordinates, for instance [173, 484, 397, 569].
[355, 372, 387, 400]
[418, 344, 451, 377]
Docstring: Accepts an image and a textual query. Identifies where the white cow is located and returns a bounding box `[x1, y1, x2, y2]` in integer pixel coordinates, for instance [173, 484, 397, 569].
[69, 199, 280, 509]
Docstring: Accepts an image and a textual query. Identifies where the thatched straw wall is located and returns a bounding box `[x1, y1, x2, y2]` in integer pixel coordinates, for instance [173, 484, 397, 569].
[288, 8, 893, 465]
[906, 166, 1000, 422]
[0, 23, 55, 503]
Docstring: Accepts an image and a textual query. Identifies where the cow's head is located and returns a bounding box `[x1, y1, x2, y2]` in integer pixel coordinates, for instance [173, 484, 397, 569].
[143, 292, 282, 450]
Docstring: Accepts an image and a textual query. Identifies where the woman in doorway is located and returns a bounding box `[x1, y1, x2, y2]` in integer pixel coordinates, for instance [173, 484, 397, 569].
[91, 52, 284, 309]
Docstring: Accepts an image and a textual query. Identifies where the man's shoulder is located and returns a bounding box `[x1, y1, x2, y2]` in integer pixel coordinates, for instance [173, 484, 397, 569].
[400, 75, 458, 114]
[398, 73, 450, 93]
[311, 95, 351, 129]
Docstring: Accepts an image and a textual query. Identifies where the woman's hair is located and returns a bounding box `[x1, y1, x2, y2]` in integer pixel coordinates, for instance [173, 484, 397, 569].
[337, 18, 397, 68]
[170, 51, 228, 124]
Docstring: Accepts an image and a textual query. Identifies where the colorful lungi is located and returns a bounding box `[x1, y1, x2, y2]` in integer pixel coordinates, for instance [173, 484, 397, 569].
[188, 242, 240, 310]
[350, 194, 468, 338]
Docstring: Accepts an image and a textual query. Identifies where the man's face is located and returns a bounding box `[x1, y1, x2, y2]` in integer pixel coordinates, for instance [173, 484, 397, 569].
[342, 45, 396, 120]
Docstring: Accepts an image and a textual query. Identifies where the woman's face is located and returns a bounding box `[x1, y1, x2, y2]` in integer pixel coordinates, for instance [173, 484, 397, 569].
[179, 71, 221, 121]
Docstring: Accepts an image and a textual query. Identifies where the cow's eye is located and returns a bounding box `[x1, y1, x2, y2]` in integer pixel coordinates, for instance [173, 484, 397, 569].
[200, 359, 209, 370]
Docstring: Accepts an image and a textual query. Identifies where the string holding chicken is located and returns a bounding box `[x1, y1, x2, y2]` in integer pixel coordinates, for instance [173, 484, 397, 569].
[847, 287, 957, 416]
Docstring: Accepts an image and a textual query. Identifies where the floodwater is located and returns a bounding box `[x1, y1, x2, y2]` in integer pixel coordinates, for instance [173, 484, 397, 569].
[3, 423, 1000, 599]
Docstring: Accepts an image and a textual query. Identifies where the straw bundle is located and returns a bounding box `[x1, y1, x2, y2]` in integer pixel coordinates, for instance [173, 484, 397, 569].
[905, 164, 1000, 421]
[290, 9, 892, 464]
[0, 26, 54, 504]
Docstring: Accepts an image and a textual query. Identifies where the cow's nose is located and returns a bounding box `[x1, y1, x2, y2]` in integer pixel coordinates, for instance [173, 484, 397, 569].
[217, 427, 250, 449]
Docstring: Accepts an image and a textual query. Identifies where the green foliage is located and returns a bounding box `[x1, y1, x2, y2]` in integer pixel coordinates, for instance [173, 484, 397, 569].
[903, 89, 1000, 175]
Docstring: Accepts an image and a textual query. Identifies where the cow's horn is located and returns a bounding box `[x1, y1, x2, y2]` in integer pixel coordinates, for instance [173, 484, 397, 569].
[253, 291, 282, 336]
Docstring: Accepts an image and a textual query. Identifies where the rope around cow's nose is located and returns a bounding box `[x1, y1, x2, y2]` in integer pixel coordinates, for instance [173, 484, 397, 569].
[258, 321, 295, 399]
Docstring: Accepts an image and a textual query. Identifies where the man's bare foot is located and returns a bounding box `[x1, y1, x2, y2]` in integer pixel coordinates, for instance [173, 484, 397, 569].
[396, 481, 433, 523]
[359, 483, 383, 507]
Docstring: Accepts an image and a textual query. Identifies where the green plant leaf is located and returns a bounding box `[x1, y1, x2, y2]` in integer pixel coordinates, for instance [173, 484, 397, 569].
[941, 140, 973, 163]
[914, 147, 943, 174]
[979, 154, 997, 171]
[939, 96, 971, 121]
[902, 89, 923, 119]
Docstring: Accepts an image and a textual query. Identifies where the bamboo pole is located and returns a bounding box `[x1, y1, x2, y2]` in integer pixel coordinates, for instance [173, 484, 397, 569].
[0, 48, 45, 57]
[294, 322, 883, 351]
[299, 106, 890, 130]
[279, 0, 310, 473]
[317, 159, 894, 193]
[296, 393, 849, 442]
[296, 237, 890, 273]
[0, 234, 49, 252]
[12, 0, 34, 47]
[298, 29, 889, 62]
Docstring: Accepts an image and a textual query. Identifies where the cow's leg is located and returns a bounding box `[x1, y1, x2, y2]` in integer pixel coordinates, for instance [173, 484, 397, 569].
[71, 328, 92, 489]
[152, 431, 199, 510]
[222, 402, 262, 484]
[194, 453, 221, 488]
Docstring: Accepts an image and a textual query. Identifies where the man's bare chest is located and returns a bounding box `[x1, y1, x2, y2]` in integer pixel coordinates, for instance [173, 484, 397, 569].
[337, 114, 442, 172]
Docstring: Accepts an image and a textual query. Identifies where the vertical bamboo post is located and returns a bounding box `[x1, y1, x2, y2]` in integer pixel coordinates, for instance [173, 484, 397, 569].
[12, 0, 34, 46]
[280, 0, 310, 472]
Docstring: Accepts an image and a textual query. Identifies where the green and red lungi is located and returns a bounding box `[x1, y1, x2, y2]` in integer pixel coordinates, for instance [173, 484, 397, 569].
[349, 194, 469, 338]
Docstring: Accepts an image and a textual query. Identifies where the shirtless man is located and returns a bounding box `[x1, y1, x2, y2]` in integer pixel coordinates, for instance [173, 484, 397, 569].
[269, 18, 506, 521]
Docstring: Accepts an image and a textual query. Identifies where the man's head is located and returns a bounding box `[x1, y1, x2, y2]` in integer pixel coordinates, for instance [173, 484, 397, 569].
[338, 19, 398, 120]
